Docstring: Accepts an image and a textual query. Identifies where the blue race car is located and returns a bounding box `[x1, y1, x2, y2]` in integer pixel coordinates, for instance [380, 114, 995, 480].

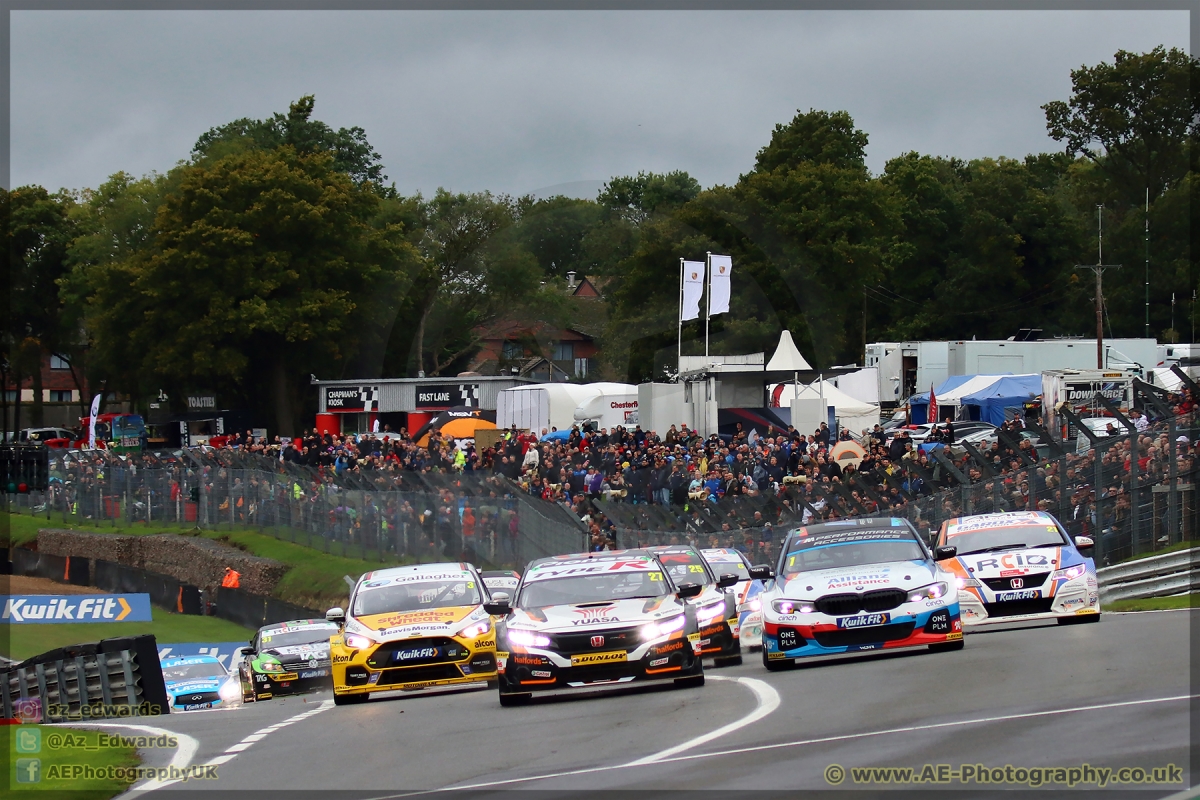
[160, 655, 240, 711]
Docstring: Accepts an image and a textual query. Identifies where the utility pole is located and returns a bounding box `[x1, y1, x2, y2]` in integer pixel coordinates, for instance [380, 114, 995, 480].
[1077, 205, 1121, 369]
[1144, 189, 1150, 338]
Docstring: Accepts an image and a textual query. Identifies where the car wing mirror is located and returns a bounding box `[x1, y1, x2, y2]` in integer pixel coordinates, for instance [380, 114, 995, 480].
[1074, 535, 1094, 550]
[490, 591, 510, 603]
[325, 607, 345, 625]
[748, 565, 774, 581]
[934, 546, 957, 561]
[716, 573, 739, 589]
[483, 600, 511, 616]
[677, 582, 703, 599]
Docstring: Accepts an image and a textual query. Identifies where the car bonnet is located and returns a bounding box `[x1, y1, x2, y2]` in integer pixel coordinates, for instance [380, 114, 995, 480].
[511, 596, 680, 632]
[779, 560, 938, 597]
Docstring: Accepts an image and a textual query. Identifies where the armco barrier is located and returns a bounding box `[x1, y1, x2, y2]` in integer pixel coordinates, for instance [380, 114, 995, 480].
[1098, 549, 1200, 603]
[214, 586, 322, 630]
[92, 560, 203, 615]
[2, 634, 170, 722]
[11, 547, 90, 586]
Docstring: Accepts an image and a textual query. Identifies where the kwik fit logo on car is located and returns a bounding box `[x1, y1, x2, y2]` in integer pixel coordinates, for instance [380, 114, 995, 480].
[837, 613, 891, 629]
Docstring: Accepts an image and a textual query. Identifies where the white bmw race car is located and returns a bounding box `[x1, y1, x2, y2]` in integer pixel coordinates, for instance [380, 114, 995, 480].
[935, 510, 1100, 626]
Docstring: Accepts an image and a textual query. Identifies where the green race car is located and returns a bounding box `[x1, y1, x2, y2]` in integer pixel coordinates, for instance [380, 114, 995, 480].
[237, 619, 340, 701]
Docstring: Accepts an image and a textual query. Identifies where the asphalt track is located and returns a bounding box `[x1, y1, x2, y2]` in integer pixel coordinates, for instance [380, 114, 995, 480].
[101, 610, 1194, 798]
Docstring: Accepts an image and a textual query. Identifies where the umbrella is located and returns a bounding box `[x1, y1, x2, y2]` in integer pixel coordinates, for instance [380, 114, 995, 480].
[540, 429, 573, 442]
[414, 407, 497, 447]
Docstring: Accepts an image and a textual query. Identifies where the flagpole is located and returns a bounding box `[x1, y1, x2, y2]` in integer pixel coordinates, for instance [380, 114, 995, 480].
[677, 257, 684, 380]
[704, 251, 711, 366]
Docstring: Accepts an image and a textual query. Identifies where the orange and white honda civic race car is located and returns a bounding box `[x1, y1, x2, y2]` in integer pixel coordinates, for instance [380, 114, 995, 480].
[326, 563, 498, 705]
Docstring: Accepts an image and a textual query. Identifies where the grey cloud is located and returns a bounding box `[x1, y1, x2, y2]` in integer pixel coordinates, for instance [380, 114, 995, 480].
[11, 10, 1189, 196]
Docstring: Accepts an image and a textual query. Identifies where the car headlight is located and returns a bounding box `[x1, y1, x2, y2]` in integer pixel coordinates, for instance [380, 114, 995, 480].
[343, 633, 375, 650]
[460, 620, 491, 638]
[1053, 564, 1088, 581]
[738, 598, 762, 613]
[218, 679, 241, 702]
[907, 581, 950, 603]
[955, 576, 980, 589]
[772, 599, 815, 615]
[258, 659, 284, 673]
[696, 602, 725, 624]
[507, 628, 550, 648]
[640, 614, 687, 641]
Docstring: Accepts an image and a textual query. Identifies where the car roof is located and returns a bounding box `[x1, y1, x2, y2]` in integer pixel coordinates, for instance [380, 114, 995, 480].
[943, 510, 1058, 530]
[160, 655, 222, 666]
[256, 618, 336, 633]
[480, 569, 519, 578]
[791, 518, 915, 536]
[361, 562, 472, 581]
[643, 544, 700, 555]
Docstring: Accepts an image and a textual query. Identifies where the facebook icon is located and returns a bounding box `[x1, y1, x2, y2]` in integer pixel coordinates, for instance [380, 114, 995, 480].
[16, 757, 41, 783]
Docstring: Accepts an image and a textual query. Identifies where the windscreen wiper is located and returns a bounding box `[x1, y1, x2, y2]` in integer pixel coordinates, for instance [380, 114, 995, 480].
[958, 543, 1028, 556]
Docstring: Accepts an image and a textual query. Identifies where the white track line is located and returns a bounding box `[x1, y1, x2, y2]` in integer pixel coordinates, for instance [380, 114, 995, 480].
[624, 675, 779, 766]
[383, 691, 1197, 796]
[64, 722, 198, 794]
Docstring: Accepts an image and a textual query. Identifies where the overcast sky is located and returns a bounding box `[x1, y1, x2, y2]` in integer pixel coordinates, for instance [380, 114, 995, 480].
[11, 10, 1190, 199]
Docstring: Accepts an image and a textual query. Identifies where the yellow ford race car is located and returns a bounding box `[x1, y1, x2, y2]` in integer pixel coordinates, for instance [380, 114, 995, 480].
[326, 563, 498, 705]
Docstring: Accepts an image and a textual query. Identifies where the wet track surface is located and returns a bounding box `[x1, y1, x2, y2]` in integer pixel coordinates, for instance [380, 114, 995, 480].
[100, 610, 1194, 798]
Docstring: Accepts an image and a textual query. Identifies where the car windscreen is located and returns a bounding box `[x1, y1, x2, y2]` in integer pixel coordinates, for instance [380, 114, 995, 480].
[702, 555, 750, 580]
[944, 523, 1067, 556]
[654, 551, 712, 585]
[518, 570, 669, 608]
[259, 625, 339, 648]
[161, 662, 227, 681]
[353, 580, 481, 617]
[782, 530, 925, 576]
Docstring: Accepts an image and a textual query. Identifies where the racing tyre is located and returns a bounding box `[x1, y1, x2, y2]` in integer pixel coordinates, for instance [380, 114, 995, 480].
[674, 673, 705, 688]
[713, 654, 743, 667]
[1058, 613, 1101, 625]
[928, 640, 965, 652]
[499, 692, 532, 707]
[333, 692, 368, 706]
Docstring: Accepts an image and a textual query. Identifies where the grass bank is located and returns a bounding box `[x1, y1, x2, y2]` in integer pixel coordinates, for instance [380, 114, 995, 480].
[4, 724, 139, 799]
[1106, 594, 1199, 612]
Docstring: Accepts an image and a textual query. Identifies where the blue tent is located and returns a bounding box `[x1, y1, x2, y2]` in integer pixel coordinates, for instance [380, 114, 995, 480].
[908, 375, 976, 425]
[959, 374, 1042, 426]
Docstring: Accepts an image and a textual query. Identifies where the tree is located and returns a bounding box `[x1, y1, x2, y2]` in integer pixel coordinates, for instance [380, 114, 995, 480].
[78, 147, 418, 434]
[4, 186, 76, 431]
[1043, 47, 1199, 203]
[193, 95, 388, 186]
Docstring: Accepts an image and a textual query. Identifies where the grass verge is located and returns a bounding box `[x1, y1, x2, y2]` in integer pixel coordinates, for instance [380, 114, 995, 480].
[1106, 594, 1199, 612]
[3, 510, 411, 609]
[4, 724, 139, 799]
[1113, 540, 1200, 564]
[2, 610, 254, 662]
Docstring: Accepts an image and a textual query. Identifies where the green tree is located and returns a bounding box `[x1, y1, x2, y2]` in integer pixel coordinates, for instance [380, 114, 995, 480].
[78, 147, 418, 434]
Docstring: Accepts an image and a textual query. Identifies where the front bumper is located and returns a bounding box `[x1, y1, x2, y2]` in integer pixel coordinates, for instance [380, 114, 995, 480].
[959, 576, 1100, 626]
[330, 634, 497, 697]
[244, 666, 333, 700]
[498, 631, 702, 692]
[738, 609, 763, 649]
[762, 604, 962, 661]
[697, 616, 740, 659]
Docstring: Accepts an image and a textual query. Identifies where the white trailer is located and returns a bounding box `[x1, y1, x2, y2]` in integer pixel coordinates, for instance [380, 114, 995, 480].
[866, 341, 949, 406]
[572, 383, 640, 429]
[495, 384, 597, 435]
[949, 338, 1156, 378]
[1041, 369, 1137, 435]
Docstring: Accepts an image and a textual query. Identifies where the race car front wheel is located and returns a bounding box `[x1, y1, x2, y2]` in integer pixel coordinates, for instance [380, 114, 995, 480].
[1058, 613, 1101, 625]
[674, 673, 705, 688]
[499, 692, 531, 707]
[713, 654, 743, 667]
[762, 649, 793, 671]
[333, 692, 368, 706]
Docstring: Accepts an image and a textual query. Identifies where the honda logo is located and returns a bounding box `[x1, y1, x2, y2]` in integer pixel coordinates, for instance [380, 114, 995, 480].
[1010, 578, 1024, 589]
[590, 635, 605, 647]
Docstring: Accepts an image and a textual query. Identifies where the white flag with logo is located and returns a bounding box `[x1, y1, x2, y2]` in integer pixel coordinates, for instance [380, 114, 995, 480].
[709, 255, 733, 315]
[87, 393, 102, 449]
[681, 261, 705, 321]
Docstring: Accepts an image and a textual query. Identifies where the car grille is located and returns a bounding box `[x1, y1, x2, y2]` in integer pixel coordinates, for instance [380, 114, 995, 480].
[981, 572, 1050, 592]
[376, 664, 463, 685]
[815, 589, 907, 616]
[812, 622, 915, 648]
[547, 626, 640, 655]
[175, 690, 220, 704]
[366, 637, 467, 669]
[564, 663, 637, 684]
[984, 598, 1056, 618]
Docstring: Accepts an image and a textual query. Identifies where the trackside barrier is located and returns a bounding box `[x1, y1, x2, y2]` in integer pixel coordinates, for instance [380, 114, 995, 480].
[1, 634, 170, 722]
[11, 547, 90, 586]
[1097, 549, 1200, 603]
[91, 560, 203, 615]
[214, 586, 322, 630]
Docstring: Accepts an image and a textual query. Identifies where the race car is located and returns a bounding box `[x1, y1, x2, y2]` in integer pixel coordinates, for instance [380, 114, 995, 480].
[646, 545, 743, 666]
[935, 510, 1100, 626]
[237, 619, 339, 702]
[488, 550, 708, 706]
[326, 563, 498, 706]
[701, 547, 766, 650]
[480, 570, 521, 597]
[759, 518, 964, 669]
[160, 655, 240, 711]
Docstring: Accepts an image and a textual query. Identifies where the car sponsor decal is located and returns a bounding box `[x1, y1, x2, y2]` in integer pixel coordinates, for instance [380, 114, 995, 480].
[569, 650, 627, 666]
[360, 572, 473, 589]
[968, 551, 1054, 573]
[995, 589, 1041, 602]
[527, 559, 656, 582]
[530, 669, 552, 678]
[944, 513, 1050, 535]
[356, 606, 476, 632]
[571, 607, 621, 626]
[836, 613, 890, 629]
[778, 629, 800, 649]
[298, 669, 329, 678]
[824, 570, 893, 590]
[260, 621, 338, 638]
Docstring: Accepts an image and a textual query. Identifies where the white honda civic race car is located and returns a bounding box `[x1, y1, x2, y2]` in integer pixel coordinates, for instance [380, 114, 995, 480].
[488, 550, 708, 706]
[935, 510, 1100, 626]
[701, 548, 766, 650]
